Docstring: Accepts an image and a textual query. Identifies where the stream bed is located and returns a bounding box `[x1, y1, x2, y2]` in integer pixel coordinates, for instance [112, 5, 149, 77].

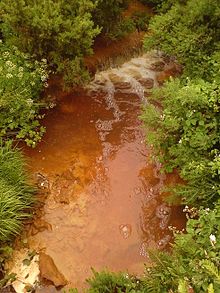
[13, 52, 185, 291]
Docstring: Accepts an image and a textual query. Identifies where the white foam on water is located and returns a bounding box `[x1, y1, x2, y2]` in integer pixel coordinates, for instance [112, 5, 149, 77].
[86, 52, 164, 146]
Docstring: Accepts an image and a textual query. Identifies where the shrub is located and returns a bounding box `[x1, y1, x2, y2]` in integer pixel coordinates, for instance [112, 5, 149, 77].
[106, 18, 136, 41]
[131, 11, 151, 32]
[93, 0, 128, 34]
[144, 204, 220, 292]
[139, 0, 220, 291]
[0, 142, 35, 242]
[87, 269, 145, 292]
[0, 43, 48, 146]
[0, 0, 100, 86]
[143, 0, 220, 79]
[141, 78, 220, 206]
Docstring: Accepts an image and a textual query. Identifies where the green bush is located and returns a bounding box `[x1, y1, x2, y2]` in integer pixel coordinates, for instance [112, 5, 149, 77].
[0, 143, 35, 242]
[0, 43, 48, 146]
[93, 0, 128, 34]
[87, 269, 145, 292]
[0, 0, 100, 86]
[139, 0, 176, 11]
[144, 204, 220, 292]
[141, 78, 220, 205]
[138, 0, 220, 291]
[143, 0, 220, 79]
[107, 18, 136, 40]
[131, 11, 151, 32]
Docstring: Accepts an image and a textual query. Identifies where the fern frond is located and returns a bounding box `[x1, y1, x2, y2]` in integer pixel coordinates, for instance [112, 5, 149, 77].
[201, 260, 220, 283]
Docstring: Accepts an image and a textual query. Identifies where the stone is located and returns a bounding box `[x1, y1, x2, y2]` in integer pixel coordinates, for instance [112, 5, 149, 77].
[35, 173, 50, 190]
[30, 219, 52, 236]
[39, 253, 67, 288]
[150, 61, 166, 71]
[114, 81, 131, 90]
[119, 224, 132, 239]
[7, 249, 40, 293]
[35, 285, 60, 293]
[156, 63, 182, 85]
[138, 78, 154, 89]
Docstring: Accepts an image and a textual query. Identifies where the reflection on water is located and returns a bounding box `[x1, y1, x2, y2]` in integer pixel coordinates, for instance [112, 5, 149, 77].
[24, 52, 185, 289]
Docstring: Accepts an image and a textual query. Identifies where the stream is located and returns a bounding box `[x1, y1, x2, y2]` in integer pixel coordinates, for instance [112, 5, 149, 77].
[16, 52, 185, 291]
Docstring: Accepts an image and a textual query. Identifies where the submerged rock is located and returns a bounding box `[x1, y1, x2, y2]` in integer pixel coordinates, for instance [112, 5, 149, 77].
[35, 173, 50, 190]
[30, 219, 52, 236]
[138, 77, 154, 89]
[119, 224, 132, 239]
[39, 253, 67, 288]
[150, 61, 166, 71]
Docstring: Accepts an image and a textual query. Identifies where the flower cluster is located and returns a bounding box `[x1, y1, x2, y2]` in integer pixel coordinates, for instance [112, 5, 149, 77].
[1, 46, 48, 96]
[0, 44, 49, 146]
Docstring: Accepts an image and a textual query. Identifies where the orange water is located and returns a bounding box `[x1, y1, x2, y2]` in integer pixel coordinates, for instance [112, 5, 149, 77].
[24, 55, 185, 290]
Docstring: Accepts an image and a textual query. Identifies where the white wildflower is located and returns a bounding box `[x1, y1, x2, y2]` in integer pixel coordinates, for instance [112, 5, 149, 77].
[26, 98, 33, 106]
[18, 67, 24, 72]
[209, 234, 216, 247]
[18, 72, 23, 79]
[41, 75, 47, 82]
[6, 73, 13, 79]
[124, 274, 129, 279]
[3, 51, 10, 57]
[183, 205, 189, 212]
[6, 60, 13, 67]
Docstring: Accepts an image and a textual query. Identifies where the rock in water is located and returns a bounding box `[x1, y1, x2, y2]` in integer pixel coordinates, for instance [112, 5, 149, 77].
[119, 224, 132, 239]
[39, 253, 67, 287]
[6, 249, 40, 293]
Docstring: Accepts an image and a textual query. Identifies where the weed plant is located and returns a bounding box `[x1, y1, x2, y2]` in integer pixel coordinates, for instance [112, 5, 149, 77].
[0, 142, 35, 242]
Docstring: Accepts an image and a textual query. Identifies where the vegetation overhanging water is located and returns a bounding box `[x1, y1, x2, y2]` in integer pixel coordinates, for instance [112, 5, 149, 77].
[0, 0, 219, 292]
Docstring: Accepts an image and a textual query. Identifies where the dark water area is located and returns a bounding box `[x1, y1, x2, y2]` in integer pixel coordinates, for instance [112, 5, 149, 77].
[23, 53, 185, 290]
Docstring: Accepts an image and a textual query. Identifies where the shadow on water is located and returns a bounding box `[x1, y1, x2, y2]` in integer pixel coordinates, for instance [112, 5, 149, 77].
[23, 52, 185, 290]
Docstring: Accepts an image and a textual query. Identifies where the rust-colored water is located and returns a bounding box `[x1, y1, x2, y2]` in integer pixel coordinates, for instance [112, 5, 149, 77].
[24, 53, 185, 290]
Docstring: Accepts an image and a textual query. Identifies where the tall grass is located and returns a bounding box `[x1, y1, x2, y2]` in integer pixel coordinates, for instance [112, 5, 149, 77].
[0, 142, 35, 242]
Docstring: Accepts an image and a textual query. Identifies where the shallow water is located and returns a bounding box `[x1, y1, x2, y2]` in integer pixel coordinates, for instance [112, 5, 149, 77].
[24, 52, 185, 289]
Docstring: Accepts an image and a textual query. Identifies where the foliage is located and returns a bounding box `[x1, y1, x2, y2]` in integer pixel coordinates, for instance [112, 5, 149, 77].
[106, 18, 136, 41]
[139, 0, 175, 10]
[102, 10, 152, 41]
[93, 0, 128, 34]
[0, 142, 35, 242]
[131, 11, 151, 32]
[0, 43, 48, 146]
[143, 0, 220, 79]
[87, 269, 145, 292]
[139, 0, 220, 291]
[144, 205, 220, 292]
[139, 0, 164, 6]
[0, 0, 100, 86]
[141, 78, 220, 205]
